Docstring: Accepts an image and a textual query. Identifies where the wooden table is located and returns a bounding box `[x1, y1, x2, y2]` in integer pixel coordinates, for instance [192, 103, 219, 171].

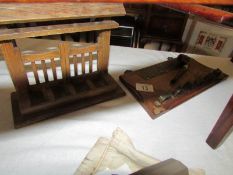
[0, 46, 232, 175]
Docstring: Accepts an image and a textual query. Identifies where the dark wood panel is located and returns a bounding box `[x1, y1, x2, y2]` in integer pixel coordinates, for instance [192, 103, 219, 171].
[206, 94, 233, 149]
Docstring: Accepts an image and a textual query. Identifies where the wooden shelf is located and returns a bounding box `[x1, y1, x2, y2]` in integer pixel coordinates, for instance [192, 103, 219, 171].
[0, 21, 118, 41]
[0, 3, 126, 25]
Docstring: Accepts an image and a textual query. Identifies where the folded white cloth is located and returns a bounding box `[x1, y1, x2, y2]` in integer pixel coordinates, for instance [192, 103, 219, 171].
[74, 128, 205, 175]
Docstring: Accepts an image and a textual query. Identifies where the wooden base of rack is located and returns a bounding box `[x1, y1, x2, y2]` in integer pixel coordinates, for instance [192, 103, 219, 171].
[11, 72, 125, 128]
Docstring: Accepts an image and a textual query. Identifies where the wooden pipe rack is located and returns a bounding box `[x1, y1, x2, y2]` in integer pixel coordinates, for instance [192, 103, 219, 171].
[0, 20, 125, 128]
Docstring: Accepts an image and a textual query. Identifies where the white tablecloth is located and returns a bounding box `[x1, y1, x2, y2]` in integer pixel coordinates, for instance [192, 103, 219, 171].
[0, 46, 232, 175]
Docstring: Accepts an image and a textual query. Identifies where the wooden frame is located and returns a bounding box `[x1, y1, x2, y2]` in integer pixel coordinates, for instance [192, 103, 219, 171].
[0, 17, 125, 128]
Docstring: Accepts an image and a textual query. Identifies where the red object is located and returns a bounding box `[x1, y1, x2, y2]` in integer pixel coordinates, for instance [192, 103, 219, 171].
[0, 0, 232, 5]
[162, 4, 233, 23]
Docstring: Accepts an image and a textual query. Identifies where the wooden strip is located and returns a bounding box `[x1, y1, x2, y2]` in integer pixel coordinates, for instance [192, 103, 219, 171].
[168, 43, 173, 51]
[69, 44, 98, 56]
[64, 83, 77, 95]
[41, 60, 49, 82]
[0, 43, 29, 91]
[73, 54, 97, 63]
[28, 71, 99, 90]
[73, 55, 78, 76]
[158, 42, 163, 50]
[131, 159, 188, 175]
[0, 1, 232, 6]
[164, 4, 233, 23]
[97, 30, 111, 72]
[59, 42, 70, 79]
[89, 52, 93, 73]
[86, 79, 96, 89]
[50, 58, 57, 80]
[0, 42, 31, 109]
[81, 53, 85, 74]
[21, 80, 117, 115]
[22, 50, 60, 62]
[31, 61, 40, 84]
[0, 21, 119, 41]
[206, 94, 233, 149]
[0, 3, 126, 25]
[41, 86, 55, 101]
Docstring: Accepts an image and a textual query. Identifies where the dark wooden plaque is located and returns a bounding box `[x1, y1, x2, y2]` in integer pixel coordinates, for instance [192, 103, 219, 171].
[119, 54, 228, 119]
[206, 94, 233, 149]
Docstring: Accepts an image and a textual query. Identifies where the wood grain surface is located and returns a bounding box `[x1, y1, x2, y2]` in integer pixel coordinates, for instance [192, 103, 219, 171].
[0, 21, 118, 41]
[206, 94, 233, 149]
[131, 159, 188, 175]
[11, 72, 126, 128]
[163, 4, 233, 23]
[0, 3, 125, 25]
[0, 1, 232, 5]
[119, 55, 228, 119]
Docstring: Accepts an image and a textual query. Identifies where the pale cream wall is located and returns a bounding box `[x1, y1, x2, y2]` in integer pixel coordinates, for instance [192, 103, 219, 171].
[183, 17, 233, 58]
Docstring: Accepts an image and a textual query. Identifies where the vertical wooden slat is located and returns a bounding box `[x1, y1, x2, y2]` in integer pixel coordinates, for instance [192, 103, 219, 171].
[50, 58, 57, 80]
[73, 55, 78, 76]
[31, 61, 40, 84]
[41, 60, 49, 82]
[0, 42, 31, 109]
[0, 42, 28, 91]
[89, 52, 93, 73]
[81, 53, 85, 74]
[97, 30, 111, 72]
[59, 42, 70, 79]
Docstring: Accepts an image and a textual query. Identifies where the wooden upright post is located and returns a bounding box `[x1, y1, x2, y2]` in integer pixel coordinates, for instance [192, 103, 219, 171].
[97, 30, 111, 72]
[0, 42, 28, 92]
[206, 94, 233, 149]
[59, 42, 70, 79]
[0, 41, 30, 109]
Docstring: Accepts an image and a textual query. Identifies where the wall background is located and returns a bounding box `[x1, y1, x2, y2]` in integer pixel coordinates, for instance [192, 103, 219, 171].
[183, 16, 233, 58]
